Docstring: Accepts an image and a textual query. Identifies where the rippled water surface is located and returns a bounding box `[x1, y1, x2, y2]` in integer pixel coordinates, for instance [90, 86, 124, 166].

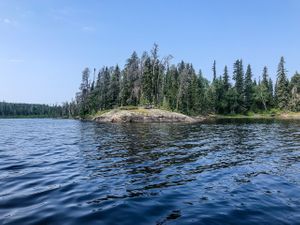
[0, 119, 300, 225]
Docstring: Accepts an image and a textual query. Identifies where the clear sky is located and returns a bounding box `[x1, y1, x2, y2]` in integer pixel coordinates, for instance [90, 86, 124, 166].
[0, 0, 300, 104]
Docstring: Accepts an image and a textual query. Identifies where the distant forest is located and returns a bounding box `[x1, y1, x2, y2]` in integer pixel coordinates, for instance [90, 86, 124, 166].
[1, 44, 300, 118]
[0, 102, 68, 118]
[74, 44, 300, 117]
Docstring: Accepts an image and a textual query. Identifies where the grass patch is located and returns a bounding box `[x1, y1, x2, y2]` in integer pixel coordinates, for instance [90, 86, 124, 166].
[93, 109, 111, 117]
[131, 108, 150, 115]
[119, 106, 139, 110]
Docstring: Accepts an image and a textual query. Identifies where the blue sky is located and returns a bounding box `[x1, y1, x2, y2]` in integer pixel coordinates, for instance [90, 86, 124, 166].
[0, 0, 300, 104]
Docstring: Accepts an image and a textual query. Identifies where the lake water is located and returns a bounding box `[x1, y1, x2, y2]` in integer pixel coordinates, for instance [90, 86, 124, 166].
[0, 119, 299, 225]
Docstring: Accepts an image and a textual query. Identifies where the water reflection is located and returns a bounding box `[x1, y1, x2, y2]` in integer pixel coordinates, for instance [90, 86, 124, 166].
[0, 119, 299, 225]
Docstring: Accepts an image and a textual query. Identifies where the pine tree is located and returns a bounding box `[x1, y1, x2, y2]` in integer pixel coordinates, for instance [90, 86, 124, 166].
[102, 67, 111, 109]
[189, 73, 200, 114]
[151, 44, 163, 106]
[223, 65, 230, 91]
[220, 66, 232, 114]
[262, 66, 269, 88]
[244, 64, 253, 110]
[288, 72, 300, 111]
[165, 65, 179, 110]
[212, 60, 217, 81]
[233, 60, 245, 112]
[268, 78, 274, 105]
[176, 62, 193, 113]
[141, 57, 153, 104]
[198, 70, 210, 113]
[226, 87, 239, 114]
[187, 64, 198, 114]
[110, 65, 121, 107]
[260, 66, 274, 108]
[275, 57, 289, 110]
[122, 51, 140, 105]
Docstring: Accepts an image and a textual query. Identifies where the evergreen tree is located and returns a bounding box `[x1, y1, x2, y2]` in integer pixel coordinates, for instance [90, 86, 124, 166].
[220, 66, 232, 114]
[122, 51, 140, 105]
[69, 46, 299, 118]
[110, 65, 121, 107]
[223, 65, 230, 91]
[288, 72, 300, 111]
[212, 60, 217, 81]
[268, 78, 274, 106]
[189, 72, 202, 114]
[214, 77, 225, 113]
[260, 66, 273, 108]
[176, 62, 193, 113]
[233, 60, 245, 112]
[262, 66, 269, 88]
[8, 45, 300, 119]
[244, 64, 253, 110]
[151, 44, 162, 105]
[226, 87, 239, 114]
[197, 70, 210, 114]
[165, 65, 179, 110]
[275, 57, 289, 110]
[102, 67, 111, 109]
[187, 64, 198, 114]
[141, 56, 153, 104]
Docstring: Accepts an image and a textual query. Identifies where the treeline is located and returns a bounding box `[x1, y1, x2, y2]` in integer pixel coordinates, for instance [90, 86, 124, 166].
[0, 102, 70, 118]
[3, 45, 299, 118]
[73, 44, 300, 117]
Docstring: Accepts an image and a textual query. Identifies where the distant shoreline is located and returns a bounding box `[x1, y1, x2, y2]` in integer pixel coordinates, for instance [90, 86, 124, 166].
[215, 112, 300, 120]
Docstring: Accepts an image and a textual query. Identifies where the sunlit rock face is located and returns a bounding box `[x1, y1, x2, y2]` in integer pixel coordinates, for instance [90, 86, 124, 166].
[93, 108, 205, 123]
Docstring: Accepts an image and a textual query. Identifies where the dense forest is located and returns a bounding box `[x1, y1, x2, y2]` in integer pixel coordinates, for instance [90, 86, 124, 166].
[73, 44, 300, 117]
[0, 102, 68, 118]
[1, 44, 300, 118]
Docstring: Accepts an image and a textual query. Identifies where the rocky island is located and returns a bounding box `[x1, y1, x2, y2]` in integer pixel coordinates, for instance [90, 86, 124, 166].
[92, 107, 205, 123]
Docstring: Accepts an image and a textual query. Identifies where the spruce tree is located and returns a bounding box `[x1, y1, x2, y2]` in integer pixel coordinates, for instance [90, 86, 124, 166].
[198, 70, 210, 113]
[123, 51, 140, 105]
[261, 66, 274, 108]
[244, 64, 253, 110]
[212, 60, 217, 81]
[233, 60, 245, 112]
[110, 65, 121, 107]
[104, 67, 112, 109]
[151, 44, 161, 105]
[141, 57, 153, 104]
[275, 57, 289, 110]
[165, 65, 179, 110]
[288, 72, 300, 111]
[223, 65, 230, 91]
[262, 66, 269, 89]
[268, 78, 274, 104]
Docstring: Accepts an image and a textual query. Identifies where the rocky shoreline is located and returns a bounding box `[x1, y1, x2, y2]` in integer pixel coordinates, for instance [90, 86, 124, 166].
[93, 108, 206, 123]
[90, 108, 300, 123]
